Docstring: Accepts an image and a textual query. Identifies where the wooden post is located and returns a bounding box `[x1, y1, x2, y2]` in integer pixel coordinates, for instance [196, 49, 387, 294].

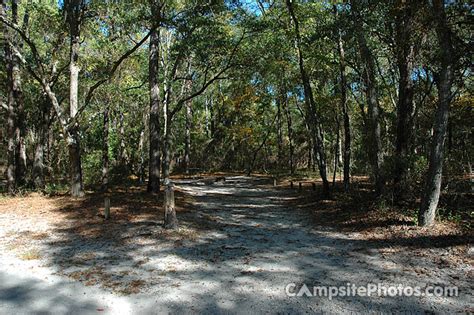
[290, 181, 294, 189]
[164, 179, 178, 229]
[104, 197, 110, 220]
[312, 182, 316, 191]
[298, 182, 302, 192]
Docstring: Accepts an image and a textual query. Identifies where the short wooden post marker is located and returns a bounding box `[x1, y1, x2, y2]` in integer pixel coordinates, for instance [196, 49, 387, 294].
[104, 197, 110, 220]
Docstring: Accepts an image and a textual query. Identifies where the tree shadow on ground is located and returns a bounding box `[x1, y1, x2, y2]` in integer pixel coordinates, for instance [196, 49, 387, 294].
[2, 175, 471, 313]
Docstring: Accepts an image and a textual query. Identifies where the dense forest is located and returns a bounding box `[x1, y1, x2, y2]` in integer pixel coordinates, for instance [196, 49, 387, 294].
[0, 0, 473, 313]
[1, 0, 471, 225]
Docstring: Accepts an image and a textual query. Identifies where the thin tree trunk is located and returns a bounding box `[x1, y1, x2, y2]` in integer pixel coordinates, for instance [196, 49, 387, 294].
[118, 111, 127, 167]
[419, 0, 455, 226]
[276, 87, 283, 168]
[147, 20, 161, 193]
[162, 114, 172, 181]
[333, 116, 340, 187]
[138, 112, 147, 184]
[101, 103, 109, 191]
[285, 92, 294, 175]
[184, 101, 191, 174]
[286, 0, 330, 195]
[351, 0, 384, 195]
[335, 5, 351, 191]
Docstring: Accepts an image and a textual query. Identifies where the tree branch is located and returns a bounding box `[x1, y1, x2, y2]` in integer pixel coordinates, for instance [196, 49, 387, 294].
[83, 29, 154, 108]
[170, 32, 246, 117]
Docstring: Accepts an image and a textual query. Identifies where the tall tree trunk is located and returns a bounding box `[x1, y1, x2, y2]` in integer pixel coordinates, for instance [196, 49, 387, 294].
[101, 103, 109, 191]
[351, 0, 385, 195]
[394, 1, 417, 196]
[3, 0, 16, 194]
[67, 0, 84, 197]
[184, 101, 191, 174]
[286, 0, 329, 195]
[276, 87, 283, 168]
[162, 114, 176, 228]
[11, 11, 25, 187]
[138, 112, 147, 184]
[118, 111, 128, 167]
[162, 111, 172, 181]
[418, 0, 455, 226]
[147, 18, 161, 193]
[12, 0, 26, 186]
[335, 5, 351, 191]
[67, 131, 83, 197]
[33, 98, 49, 189]
[333, 116, 340, 187]
[285, 93, 294, 175]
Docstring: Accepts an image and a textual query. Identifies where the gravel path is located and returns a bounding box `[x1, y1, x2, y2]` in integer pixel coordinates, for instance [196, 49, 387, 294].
[0, 176, 471, 314]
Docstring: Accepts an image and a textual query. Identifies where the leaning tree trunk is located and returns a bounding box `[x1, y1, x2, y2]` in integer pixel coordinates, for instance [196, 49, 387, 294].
[147, 23, 161, 193]
[418, 0, 455, 226]
[352, 0, 385, 195]
[286, 0, 330, 195]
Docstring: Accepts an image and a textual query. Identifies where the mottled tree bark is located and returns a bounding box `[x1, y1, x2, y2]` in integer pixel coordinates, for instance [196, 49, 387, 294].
[164, 179, 177, 229]
[66, 0, 84, 197]
[419, 0, 455, 226]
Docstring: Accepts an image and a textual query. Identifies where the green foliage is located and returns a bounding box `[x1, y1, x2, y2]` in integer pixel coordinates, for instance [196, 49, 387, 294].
[0, 0, 471, 232]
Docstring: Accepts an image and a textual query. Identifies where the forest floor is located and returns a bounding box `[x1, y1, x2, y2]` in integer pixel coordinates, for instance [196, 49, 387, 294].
[0, 175, 472, 314]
